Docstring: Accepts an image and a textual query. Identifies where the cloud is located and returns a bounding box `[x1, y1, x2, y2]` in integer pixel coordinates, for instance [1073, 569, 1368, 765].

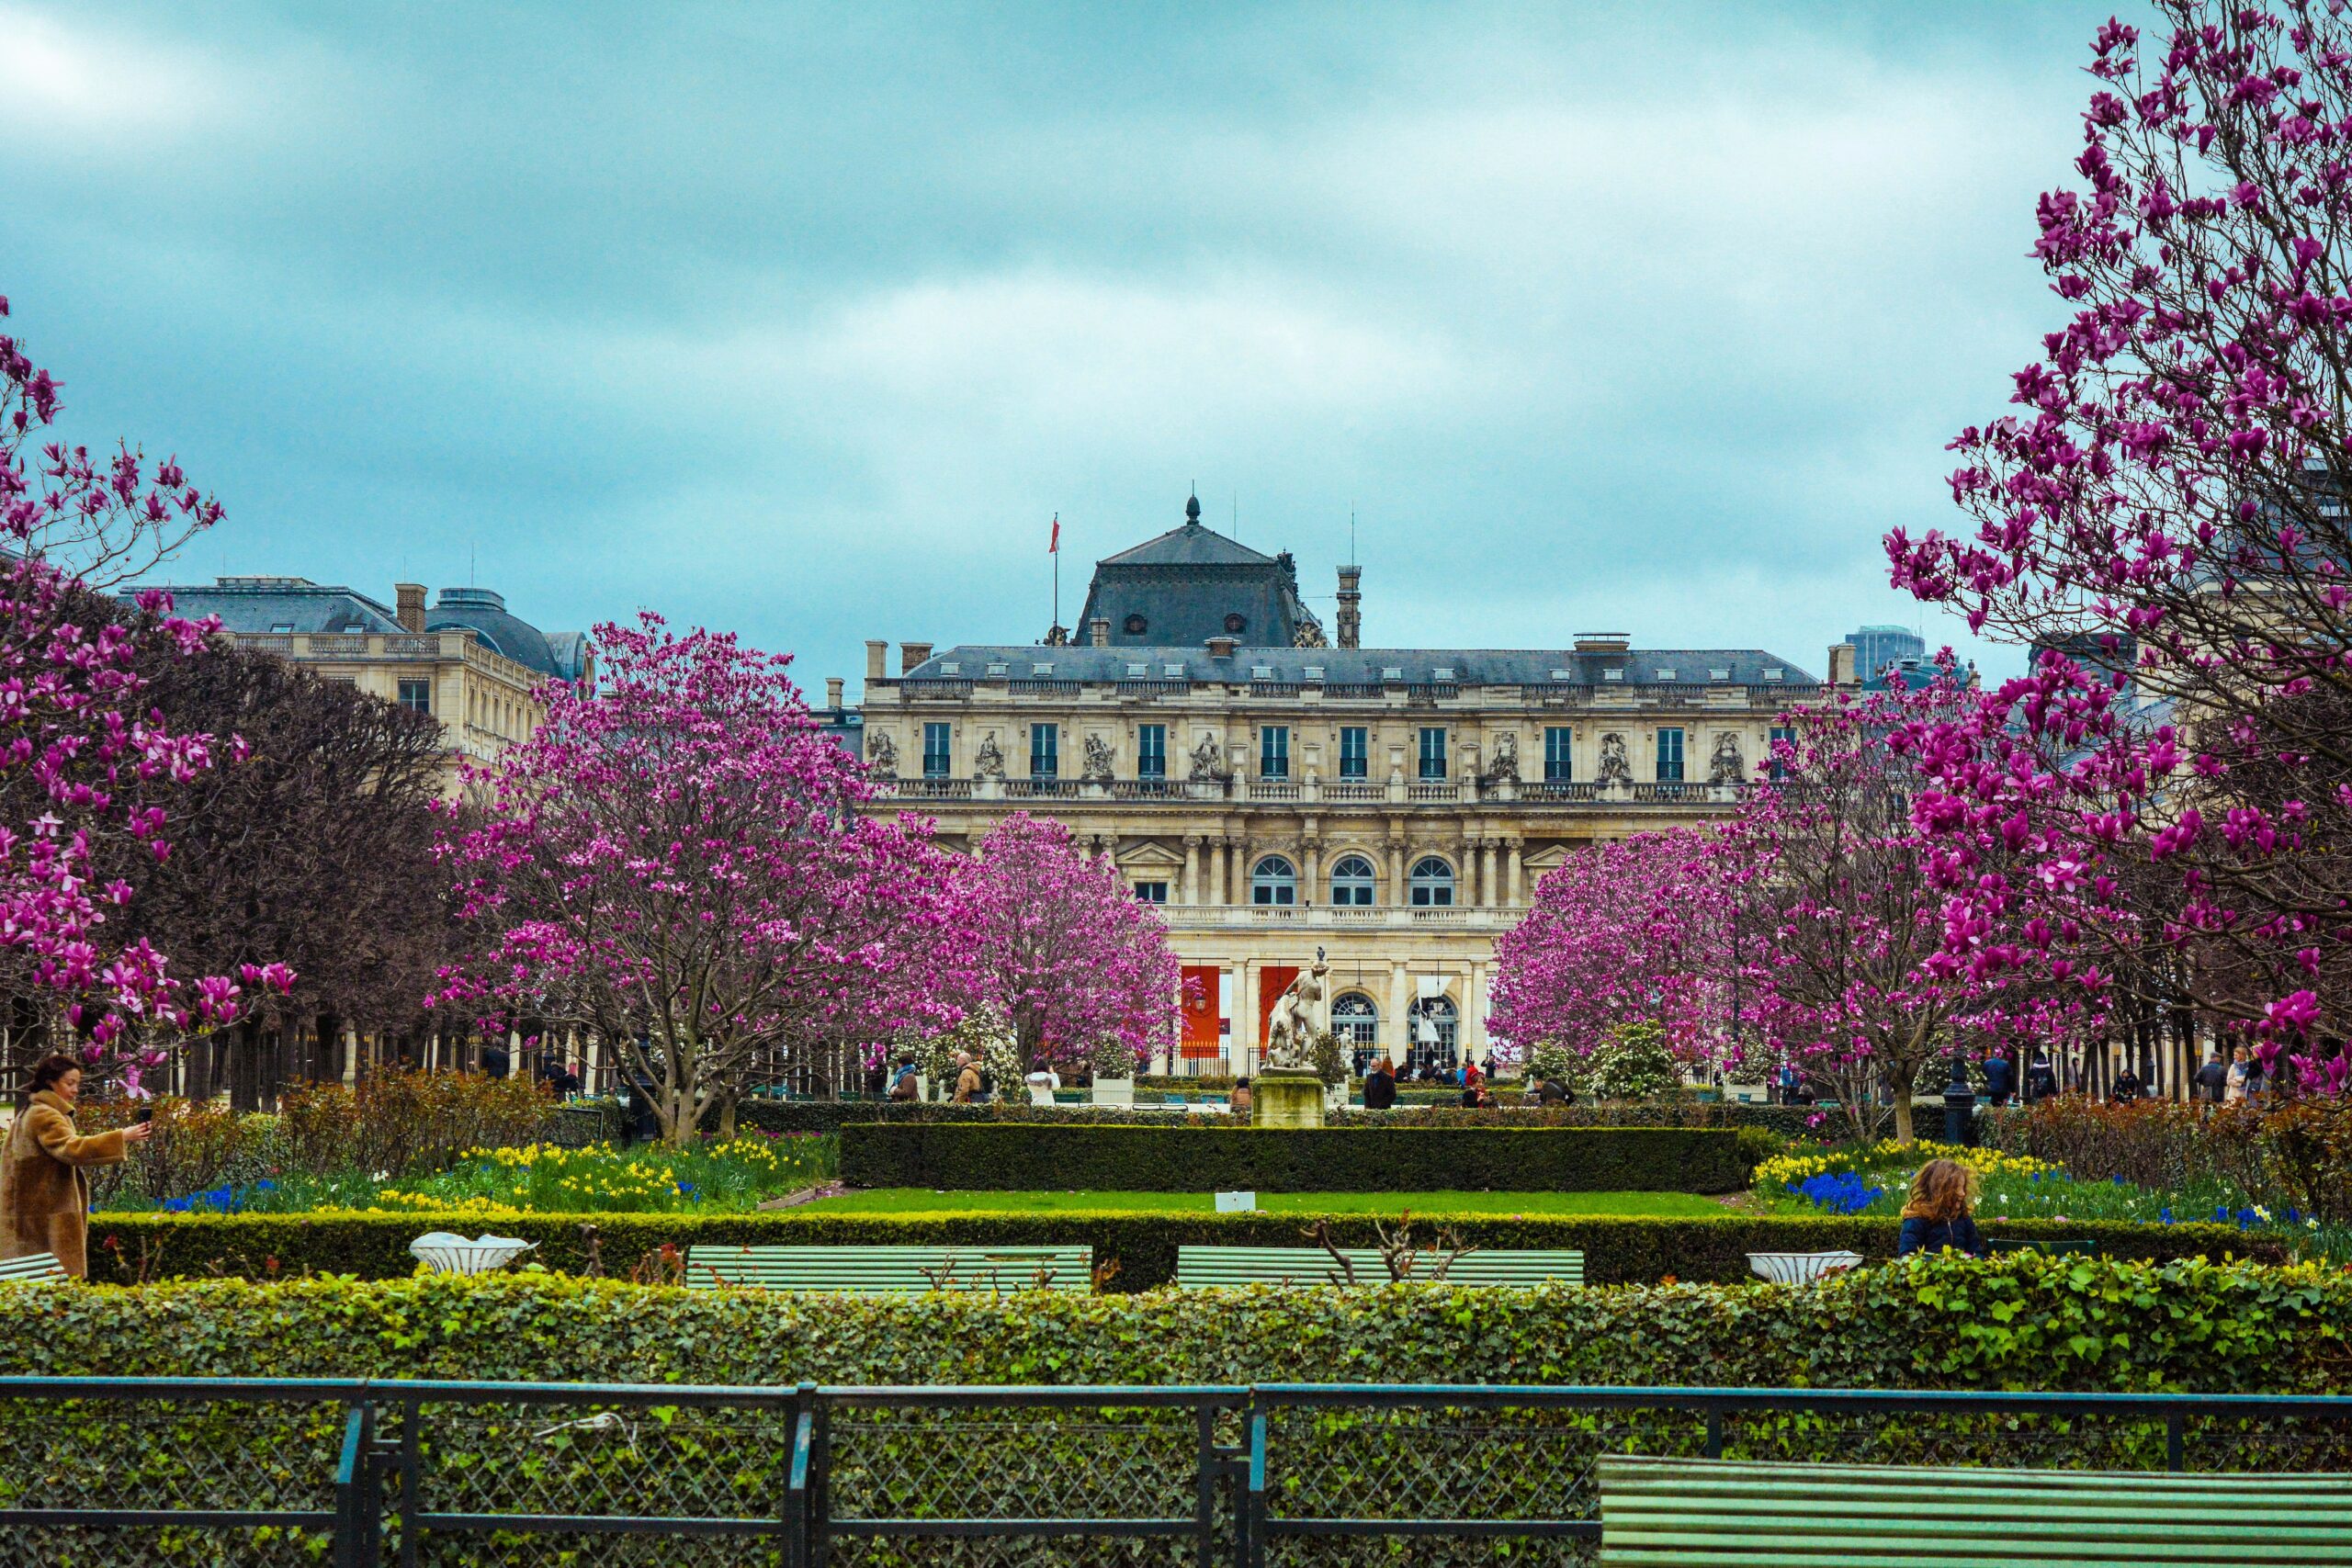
[0, 5, 229, 137]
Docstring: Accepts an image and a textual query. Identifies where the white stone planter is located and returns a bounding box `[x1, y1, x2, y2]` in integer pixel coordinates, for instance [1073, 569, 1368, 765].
[1091, 1077, 1135, 1106]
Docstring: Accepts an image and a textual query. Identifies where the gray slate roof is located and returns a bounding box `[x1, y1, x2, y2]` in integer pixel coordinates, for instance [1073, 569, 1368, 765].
[1073, 498, 1319, 649]
[907, 645, 1819, 686]
[426, 588, 585, 681]
[137, 579, 403, 636]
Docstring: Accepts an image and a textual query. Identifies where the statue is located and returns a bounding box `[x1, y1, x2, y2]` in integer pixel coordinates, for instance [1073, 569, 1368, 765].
[1187, 731, 1229, 782]
[1293, 616, 1329, 649]
[973, 732, 1006, 780]
[1480, 731, 1521, 784]
[1081, 732, 1115, 783]
[1264, 949, 1331, 1071]
[864, 729, 898, 779]
[1707, 731, 1745, 785]
[1596, 732, 1633, 786]
[1041, 624, 1071, 647]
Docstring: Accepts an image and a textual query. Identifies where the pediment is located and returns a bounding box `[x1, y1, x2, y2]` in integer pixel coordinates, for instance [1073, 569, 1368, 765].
[1115, 840, 1186, 869]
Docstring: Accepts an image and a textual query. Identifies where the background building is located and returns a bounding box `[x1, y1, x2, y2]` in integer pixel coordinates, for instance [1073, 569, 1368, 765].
[1846, 624, 1926, 686]
[854, 499, 1837, 1077]
[128, 577, 591, 795]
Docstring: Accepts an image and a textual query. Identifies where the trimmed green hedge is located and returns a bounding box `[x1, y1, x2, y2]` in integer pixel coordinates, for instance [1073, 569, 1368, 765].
[82, 1208, 2278, 1290]
[731, 1097, 1823, 1137]
[838, 1122, 1751, 1193]
[9, 1255, 2347, 1393]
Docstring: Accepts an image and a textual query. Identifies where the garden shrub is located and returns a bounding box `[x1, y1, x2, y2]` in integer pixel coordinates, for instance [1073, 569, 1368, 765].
[839, 1123, 1750, 1193]
[80, 1208, 2278, 1289]
[277, 1070, 551, 1178]
[1575, 1021, 1684, 1100]
[1988, 1094, 2352, 1224]
[13, 1253, 2346, 1394]
[736, 1097, 1824, 1137]
[77, 1098, 281, 1209]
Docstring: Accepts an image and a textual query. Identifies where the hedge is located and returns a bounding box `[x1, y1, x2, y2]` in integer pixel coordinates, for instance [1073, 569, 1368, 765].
[837, 1122, 1751, 1193]
[730, 1096, 1824, 1137]
[81, 1209, 2280, 1290]
[9, 1255, 2349, 1393]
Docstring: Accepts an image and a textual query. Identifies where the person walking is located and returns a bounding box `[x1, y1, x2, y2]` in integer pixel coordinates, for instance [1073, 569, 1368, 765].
[1, 1053, 150, 1279]
[1362, 1058, 1396, 1111]
[1982, 1050, 2015, 1108]
[2024, 1052, 2059, 1104]
[2193, 1049, 2229, 1105]
[1896, 1158, 1985, 1258]
[888, 1055, 920, 1102]
[952, 1053, 981, 1104]
[2223, 1045, 2250, 1105]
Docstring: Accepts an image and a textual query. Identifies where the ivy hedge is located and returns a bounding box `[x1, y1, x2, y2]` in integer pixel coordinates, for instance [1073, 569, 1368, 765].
[836, 1122, 1753, 1192]
[82, 1209, 2278, 1290]
[6, 1255, 2347, 1393]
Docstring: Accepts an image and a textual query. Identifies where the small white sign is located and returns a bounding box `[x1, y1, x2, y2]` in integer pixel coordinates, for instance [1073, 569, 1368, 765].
[1215, 1190, 1258, 1213]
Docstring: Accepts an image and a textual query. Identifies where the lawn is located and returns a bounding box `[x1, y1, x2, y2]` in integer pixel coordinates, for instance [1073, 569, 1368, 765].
[798, 1189, 1726, 1216]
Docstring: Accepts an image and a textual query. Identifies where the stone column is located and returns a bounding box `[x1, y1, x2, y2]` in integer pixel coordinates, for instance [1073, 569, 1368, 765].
[1386, 962, 1410, 1067]
[1387, 835, 1407, 907]
[1506, 840, 1524, 906]
[1467, 960, 1488, 1064]
[1209, 840, 1227, 907]
[1237, 957, 1258, 1070]
[1479, 840, 1498, 907]
[1303, 838, 1322, 908]
[1182, 835, 1202, 906]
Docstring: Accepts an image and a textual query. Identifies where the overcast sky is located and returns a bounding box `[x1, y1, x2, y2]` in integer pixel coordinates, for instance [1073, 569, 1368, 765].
[2, 2, 2133, 693]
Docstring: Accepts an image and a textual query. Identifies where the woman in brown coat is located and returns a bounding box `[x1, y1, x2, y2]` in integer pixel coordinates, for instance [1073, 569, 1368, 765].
[1, 1053, 150, 1278]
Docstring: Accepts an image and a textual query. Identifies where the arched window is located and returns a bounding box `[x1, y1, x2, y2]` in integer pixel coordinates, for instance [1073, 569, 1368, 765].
[1124, 614, 1148, 636]
[1250, 855, 1297, 907]
[1408, 994, 1460, 1073]
[1409, 856, 1455, 908]
[1331, 992, 1378, 1049]
[1329, 854, 1376, 907]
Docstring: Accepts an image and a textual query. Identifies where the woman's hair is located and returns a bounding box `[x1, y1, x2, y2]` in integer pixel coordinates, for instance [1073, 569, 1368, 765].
[1901, 1157, 1977, 1223]
[23, 1052, 80, 1100]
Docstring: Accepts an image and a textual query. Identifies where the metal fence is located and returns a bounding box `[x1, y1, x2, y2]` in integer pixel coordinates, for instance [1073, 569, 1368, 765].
[1, 1377, 2348, 1566]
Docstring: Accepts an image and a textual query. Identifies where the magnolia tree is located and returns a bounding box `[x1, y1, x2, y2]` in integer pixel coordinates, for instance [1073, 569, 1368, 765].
[1885, 3, 2352, 1091]
[435, 615, 968, 1142]
[1488, 831, 1734, 1070]
[0, 294, 278, 1087]
[950, 813, 1183, 1074]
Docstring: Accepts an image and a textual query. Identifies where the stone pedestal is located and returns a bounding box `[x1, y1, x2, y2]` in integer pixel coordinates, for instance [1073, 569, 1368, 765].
[1091, 1076, 1135, 1106]
[1251, 1068, 1326, 1129]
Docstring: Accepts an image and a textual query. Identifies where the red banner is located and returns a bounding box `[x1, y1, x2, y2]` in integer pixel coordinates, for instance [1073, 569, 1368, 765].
[1256, 965, 1300, 1054]
[1181, 965, 1222, 1059]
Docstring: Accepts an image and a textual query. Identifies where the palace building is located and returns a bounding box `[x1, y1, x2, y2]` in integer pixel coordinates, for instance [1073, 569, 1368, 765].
[854, 497, 1843, 1076]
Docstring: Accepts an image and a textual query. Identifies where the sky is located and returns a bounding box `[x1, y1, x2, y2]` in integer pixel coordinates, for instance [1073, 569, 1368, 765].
[0, 2, 2136, 694]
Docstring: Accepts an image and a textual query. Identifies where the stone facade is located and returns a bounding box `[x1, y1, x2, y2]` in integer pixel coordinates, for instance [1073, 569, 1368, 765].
[856, 506, 1838, 1077]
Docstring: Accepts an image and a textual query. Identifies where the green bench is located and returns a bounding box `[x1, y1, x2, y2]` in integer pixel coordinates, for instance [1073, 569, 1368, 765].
[1598, 1456, 2352, 1565]
[1990, 1236, 2099, 1257]
[0, 1253, 67, 1283]
[684, 1244, 1092, 1293]
[1176, 1246, 1582, 1288]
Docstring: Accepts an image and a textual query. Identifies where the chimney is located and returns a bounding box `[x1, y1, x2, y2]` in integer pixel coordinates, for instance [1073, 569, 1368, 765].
[825, 677, 844, 710]
[865, 640, 888, 681]
[1336, 565, 1362, 649]
[1088, 617, 1111, 648]
[395, 582, 426, 634]
[1828, 642, 1860, 686]
[899, 641, 933, 675]
[1206, 635, 1238, 660]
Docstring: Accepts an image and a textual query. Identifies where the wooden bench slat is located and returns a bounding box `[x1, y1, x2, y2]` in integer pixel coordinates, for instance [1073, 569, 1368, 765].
[684, 1245, 1091, 1293]
[1176, 1246, 1581, 1287]
[0, 1253, 68, 1281]
[1599, 1456, 2352, 1567]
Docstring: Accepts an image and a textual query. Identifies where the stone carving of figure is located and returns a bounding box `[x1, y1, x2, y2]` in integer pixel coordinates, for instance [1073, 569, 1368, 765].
[1264, 949, 1330, 1071]
[1480, 731, 1521, 784]
[864, 729, 898, 779]
[1596, 732, 1633, 786]
[1041, 623, 1071, 647]
[1081, 732, 1115, 783]
[1708, 731, 1745, 785]
[1293, 616, 1329, 649]
[1187, 731, 1229, 782]
[974, 733, 1006, 780]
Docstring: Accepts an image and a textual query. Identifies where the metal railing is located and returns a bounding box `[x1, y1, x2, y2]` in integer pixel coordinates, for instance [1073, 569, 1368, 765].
[3, 1377, 2347, 1566]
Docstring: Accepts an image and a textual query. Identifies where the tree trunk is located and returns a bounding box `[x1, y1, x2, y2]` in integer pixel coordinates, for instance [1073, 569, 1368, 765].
[1891, 1090, 1915, 1145]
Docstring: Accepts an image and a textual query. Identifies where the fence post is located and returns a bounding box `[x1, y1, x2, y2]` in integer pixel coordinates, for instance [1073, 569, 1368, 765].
[333, 1400, 382, 1568]
[809, 1393, 833, 1568]
[1243, 1404, 1268, 1568]
[1704, 1408, 1724, 1460]
[396, 1396, 424, 1568]
[786, 1384, 815, 1568]
[2166, 1407, 2186, 1472]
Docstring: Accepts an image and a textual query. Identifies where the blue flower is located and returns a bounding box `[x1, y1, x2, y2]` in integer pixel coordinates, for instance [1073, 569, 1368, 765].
[2159, 1208, 2174, 1224]
[2110, 1175, 2125, 1185]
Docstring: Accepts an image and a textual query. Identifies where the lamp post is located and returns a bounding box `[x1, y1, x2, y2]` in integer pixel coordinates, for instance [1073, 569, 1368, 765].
[1941, 1050, 1977, 1146]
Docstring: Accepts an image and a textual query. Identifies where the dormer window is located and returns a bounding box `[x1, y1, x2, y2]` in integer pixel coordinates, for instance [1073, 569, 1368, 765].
[1250, 664, 1275, 680]
[1602, 669, 1623, 682]
[1549, 670, 1573, 682]
[1432, 667, 1455, 681]
[1031, 662, 1054, 676]
[1303, 665, 1325, 681]
[1124, 614, 1148, 635]
[270, 624, 295, 634]
[939, 661, 961, 675]
[1125, 662, 1148, 677]
[1763, 668, 1783, 681]
[1224, 613, 1248, 635]
[1163, 662, 1185, 677]
[1657, 669, 1677, 682]
[987, 661, 1010, 676]
[1381, 666, 1404, 681]
[1709, 668, 1730, 682]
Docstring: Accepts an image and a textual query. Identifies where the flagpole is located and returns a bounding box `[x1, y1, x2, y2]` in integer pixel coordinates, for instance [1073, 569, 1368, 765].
[1052, 512, 1060, 637]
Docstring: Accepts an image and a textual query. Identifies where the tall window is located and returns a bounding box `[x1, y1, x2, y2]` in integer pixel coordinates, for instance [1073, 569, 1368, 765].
[922, 722, 952, 778]
[1250, 855, 1297, 907]
[1133, 881, 1169, 904]
[1339, 727, 1369, 779]
[1768, 725, 1796, 782]
[398, 679, 432, 716]
[1331, 993, 1378, 1049]
[1329, 854, 1376, 907]
[1418, 727, 1447, 781]
[1030, 723, 1058, 779]
[1544, 727, 1573, 783]
[1409, 856, 1454, 908]
[1656, 728, 1684, 782]
[1260, 726, 1290, 780]
[1408, 995, 1460, 1072]
[1136, 724, 1166, 780]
